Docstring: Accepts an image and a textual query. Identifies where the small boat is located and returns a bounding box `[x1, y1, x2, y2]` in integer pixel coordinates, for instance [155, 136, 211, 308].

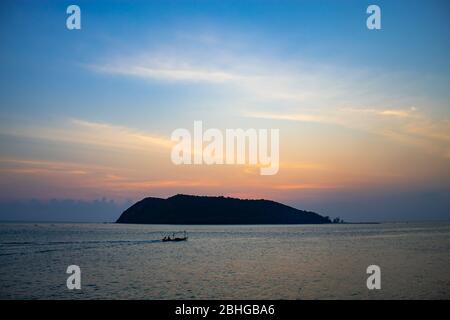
[162, 231, 188, 242]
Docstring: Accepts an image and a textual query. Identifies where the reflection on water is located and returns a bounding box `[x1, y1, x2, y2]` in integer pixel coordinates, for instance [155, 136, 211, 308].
[1, 222, 450, 299]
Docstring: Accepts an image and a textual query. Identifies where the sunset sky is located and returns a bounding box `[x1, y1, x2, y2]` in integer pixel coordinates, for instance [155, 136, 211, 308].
[0, 0, 449, 221]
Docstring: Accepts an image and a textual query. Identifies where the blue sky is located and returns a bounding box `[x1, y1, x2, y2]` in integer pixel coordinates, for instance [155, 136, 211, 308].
[0, 0, 449, 221]
[2, 0, 449, 122]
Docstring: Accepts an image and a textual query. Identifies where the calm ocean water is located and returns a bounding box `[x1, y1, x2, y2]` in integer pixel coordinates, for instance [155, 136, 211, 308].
[0, 222, 449, 299]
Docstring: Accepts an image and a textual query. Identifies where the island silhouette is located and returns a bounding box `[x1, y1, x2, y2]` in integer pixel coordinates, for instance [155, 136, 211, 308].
[116, 194, 331, 224]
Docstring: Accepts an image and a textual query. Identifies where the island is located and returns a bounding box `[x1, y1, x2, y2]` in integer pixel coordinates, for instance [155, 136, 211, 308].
[116, 194, 331, 224]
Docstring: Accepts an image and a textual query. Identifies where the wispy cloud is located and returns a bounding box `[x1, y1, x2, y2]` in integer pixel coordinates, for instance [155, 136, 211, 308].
[88, 40, 446, 136]
[0, 158, 118, 177]
[92, 64, 238, 83]
[0, 157, 220, 200]
[243, 111, 337, 124]
[1, 118, 173, 152]
[341, 107, 418, 118]
[87, 41, 450, 174]
[245, 107, 450, 159]
[271, 184, 338, 190]
[88, 45, 354, 105]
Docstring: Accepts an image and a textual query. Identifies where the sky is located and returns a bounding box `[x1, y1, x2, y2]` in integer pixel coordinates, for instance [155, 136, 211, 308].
[0, 0, 449, 222]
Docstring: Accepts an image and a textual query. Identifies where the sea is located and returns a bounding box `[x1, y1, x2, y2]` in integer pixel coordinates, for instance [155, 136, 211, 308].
[0, 222, 449, 299]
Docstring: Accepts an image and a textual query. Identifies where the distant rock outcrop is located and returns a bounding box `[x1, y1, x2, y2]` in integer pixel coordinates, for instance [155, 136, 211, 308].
[116, 194, 331, 224]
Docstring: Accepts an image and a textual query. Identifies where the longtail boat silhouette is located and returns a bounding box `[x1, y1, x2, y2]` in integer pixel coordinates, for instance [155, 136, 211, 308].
[162, 231, 188, 242]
